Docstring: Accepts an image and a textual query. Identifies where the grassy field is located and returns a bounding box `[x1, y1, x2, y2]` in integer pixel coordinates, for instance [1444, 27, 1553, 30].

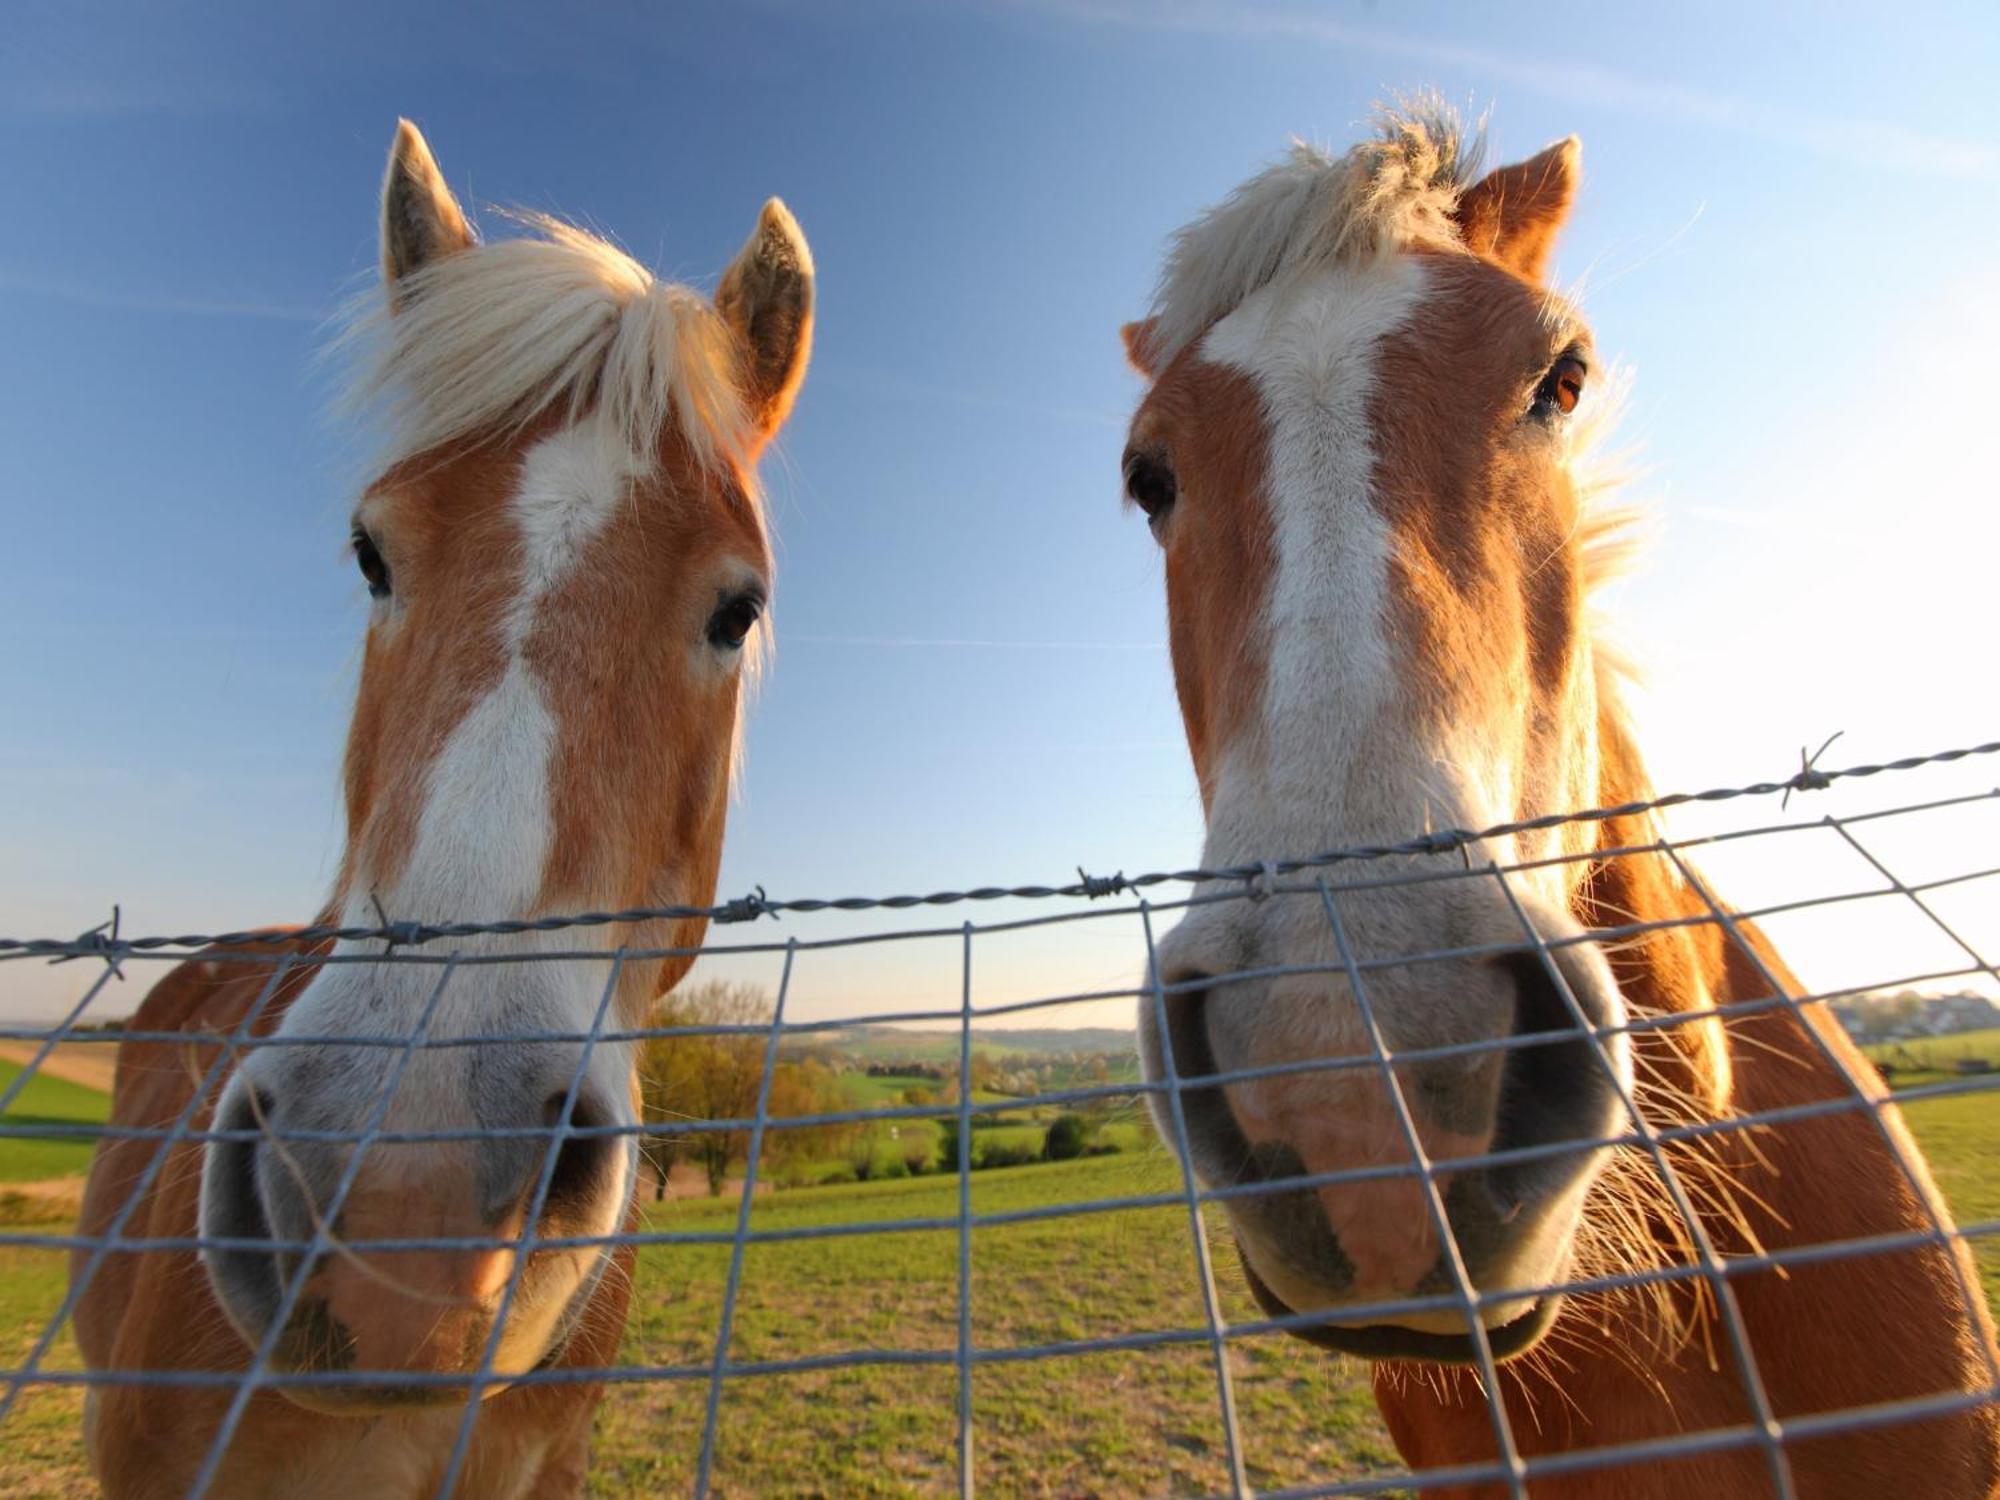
[1858, 1028, 2000, 1306]
[816, 1028, 1138, 1069]
[1864, 1026, 2000, 1078]
[838, 1072, 945, 1107]
[0, 1147, 1398, 1498]
[786, 1076, 1152, 1187]
[1, 1053, 1995, 1495]
[593, 1149, 1397, 1496]
[0, 1061, 109, 1184]
[1890, 1086, 2000, 1307]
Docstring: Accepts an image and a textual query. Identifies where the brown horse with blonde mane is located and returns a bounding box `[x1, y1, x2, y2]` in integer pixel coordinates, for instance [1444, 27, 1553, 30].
[73, 122, 813, 1497]
[1119, 105, 1998, 1496]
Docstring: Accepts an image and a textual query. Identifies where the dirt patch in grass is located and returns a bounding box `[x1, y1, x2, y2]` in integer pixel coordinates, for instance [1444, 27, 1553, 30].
[0, 1043, 118, 1095]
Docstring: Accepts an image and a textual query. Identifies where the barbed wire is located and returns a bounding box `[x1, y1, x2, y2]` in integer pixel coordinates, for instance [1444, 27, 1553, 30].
[2, 738, 1994, 963]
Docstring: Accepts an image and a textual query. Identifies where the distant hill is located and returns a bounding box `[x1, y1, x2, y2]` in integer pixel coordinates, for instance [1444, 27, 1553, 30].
[793, 1024, 1137, 1066]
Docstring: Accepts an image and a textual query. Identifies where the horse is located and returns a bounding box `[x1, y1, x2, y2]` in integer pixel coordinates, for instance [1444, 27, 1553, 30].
[1117, 104, 1999, 1497]
[71, 120, 814, 1498]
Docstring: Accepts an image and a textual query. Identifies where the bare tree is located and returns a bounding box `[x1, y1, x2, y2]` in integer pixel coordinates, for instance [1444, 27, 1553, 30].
[638, 980, 770, 1197]
[637, 981, 856, 1196]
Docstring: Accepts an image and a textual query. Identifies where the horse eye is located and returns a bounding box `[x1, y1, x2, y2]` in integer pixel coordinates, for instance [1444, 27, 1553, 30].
[1535, 355, 1588, 418]
[706, 592, 764, 651]
[1123, 451, 1177, 524]
[352, 530, 391, 599]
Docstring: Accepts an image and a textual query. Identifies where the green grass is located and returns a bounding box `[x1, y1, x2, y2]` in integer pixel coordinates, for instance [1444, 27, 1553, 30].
[1864, 1026, 2000, 1078]
[1889, 1085, 2000, 1308]
[0, 1062, 109, 1184]
[5, 1073, 1990, 1496]
[776, 1110, 1149, 1188]
[0, 1149, 1400, 1498]
[838, 1073, 944, 1107]
[592, 1148, 1397, 1495]
[813, 1027, 1136, 1067]
[0, 1237, 92, 1498]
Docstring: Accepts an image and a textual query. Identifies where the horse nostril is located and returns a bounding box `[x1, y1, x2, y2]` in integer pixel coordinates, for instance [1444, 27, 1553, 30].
[218, 1084, 277, 1138]
[1157, 972, 1219, 1082]
[1490, 952, 1619, 1156]
[210, 1086, 272, 1227]
[200, 1080, 289, 1339]
[538, 1089, 619, 1227]
[1151, 976, 1260, 1183]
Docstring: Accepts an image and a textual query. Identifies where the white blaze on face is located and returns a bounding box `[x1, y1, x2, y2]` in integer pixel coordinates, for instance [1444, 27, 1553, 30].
[274, 420, 647, 1134]
[375, 422, 640, 927]
[1195, 255, 1432, 868]
[1144, 255, 1636, 1317]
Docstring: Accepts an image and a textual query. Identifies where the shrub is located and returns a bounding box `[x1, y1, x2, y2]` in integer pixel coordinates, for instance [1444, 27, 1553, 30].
[977, 1140, 1039, 1170]
[881, 1157, 910, 1180]
[903, 1144, 933, 1176]
[1043, 1113, 1089, 1162]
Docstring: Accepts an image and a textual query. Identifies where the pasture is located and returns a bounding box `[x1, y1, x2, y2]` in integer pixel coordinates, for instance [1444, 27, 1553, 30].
[1865, 1027, 2000, 1083]
[0, 1052, 1994, 1495]
[0, 1147, 1399, 1498]
[0, 1060, 109, 1184]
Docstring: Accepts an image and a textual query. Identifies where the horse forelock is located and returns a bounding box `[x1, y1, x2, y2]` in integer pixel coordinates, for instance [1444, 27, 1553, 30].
[335, 209, 766, 536]
[1141, 252, 1638, 874]
[1145, 98, 1485, 370]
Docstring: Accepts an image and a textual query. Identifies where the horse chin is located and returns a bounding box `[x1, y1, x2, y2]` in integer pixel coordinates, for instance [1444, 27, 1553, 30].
[273, 1317, 585, 1416]
[276, 1382, 499, 1417]
[267, 1248, 608, 1417]
[1237, 1243, 1564, 1365]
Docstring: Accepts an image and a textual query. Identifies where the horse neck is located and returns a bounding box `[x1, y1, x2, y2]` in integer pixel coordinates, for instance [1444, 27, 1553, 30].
[1574, 701, 1984, 1269]
[1373, 702, 1999, 1489]
[1510, 701, 1998, 1445]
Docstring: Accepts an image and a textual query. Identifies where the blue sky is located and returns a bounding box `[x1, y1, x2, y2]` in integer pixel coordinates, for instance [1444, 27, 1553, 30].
[4, 1, 1998, 1023]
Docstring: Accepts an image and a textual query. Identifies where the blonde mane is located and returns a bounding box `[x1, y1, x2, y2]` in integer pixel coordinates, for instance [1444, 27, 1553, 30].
[1151, 100, 1646, 620]
[339, 212, 755, 483]
[1146, 100, 1485, 365]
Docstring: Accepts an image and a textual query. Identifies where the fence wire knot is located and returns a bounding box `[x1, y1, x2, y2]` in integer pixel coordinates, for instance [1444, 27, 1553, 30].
[1075, 866, 1127, 899]
[1783, 731, 1845, 810]
[1247, 860, 1281, 902]
[49, 904, 126, 980]
[368, 891, 431, 950]
[716, 886, 776, 925]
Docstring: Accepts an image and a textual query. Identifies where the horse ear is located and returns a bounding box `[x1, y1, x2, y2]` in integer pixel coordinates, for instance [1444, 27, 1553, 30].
[1453, 136, 1580, 283]
[380, 120, 474, 299]
[716, 198, 815, 448]
[1121, 317, 1162, 380]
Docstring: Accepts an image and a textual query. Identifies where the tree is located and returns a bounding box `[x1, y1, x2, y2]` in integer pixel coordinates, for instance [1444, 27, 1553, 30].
[848, 1126, 883, 1182]
[1043, 1113, 1089, 1162]
[638, 982, 859, 1197]
[638, 980, 772, 1197]
[763, 1057, 858, 1171]
[637, 1128, 681, 1202]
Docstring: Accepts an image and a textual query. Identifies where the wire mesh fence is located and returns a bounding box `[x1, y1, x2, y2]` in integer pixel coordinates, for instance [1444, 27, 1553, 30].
[2, 741, 1997, 1497]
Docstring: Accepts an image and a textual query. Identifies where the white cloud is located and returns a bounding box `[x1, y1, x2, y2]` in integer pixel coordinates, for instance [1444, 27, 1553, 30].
[1014, 0, 2000, 182]
[0, 267, 325, 324]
